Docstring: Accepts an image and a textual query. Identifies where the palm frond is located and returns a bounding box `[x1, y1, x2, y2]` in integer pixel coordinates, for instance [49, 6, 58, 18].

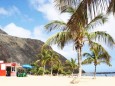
[54, 0, 80, 12]
[82, 57, 94, 65]
[63, 6, 76, 14]
[89, 31, 115, 47]
[45, 32, 72, 49]
[86, 14, 108, 30]
[100, 60, 112, 66]
[67, 1, 88, 32]
[83, 53, 93, 58]
[45, 20, 67, 32]
[107, 0, 115, 14]
[54, 0, 112, 21]
[54, 0, 99, 14]
[98, 53, 110, 62]
[89, 42, 111, 65]
[90, 42, 111, 60]
[66, 58, 77, 69]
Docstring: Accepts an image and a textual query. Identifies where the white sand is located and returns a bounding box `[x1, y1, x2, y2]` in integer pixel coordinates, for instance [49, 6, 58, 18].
[0, 75, 114, 86]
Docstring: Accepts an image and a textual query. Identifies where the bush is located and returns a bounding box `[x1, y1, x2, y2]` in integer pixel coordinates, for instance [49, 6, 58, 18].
[66, 70, 72, 75]
[30, 66, 39, 75]
[61, 71, 67, 75]
[38, 67, 44, 75]
[45, 69, 50, 74]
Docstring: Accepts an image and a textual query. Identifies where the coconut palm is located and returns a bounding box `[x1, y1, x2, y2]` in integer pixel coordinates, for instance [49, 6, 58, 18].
[53, 59, 63, 76]
[46, 50, 60, 76]
[66, 58, 77, 76]
[53, 1, 115, 49]
[45, 13, 114, 78]
[39, 47, 50, 75]
[82, 42, 111, 78]
[39, 44, 61, 76]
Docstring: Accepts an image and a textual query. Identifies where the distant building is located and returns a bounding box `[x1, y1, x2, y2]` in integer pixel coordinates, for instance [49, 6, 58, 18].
[0, 60, 19, 76]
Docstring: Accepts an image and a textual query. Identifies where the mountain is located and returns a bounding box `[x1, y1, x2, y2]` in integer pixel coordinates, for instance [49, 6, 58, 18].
[0, 29, 66, 64]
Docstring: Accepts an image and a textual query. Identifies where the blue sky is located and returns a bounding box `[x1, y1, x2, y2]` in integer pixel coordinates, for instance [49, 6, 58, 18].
[0, 0, 115, 72]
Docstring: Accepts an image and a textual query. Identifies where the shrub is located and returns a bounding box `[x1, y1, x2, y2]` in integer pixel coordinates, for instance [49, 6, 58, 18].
[45, 69, 50, 74]
[38, 67, 44, 75]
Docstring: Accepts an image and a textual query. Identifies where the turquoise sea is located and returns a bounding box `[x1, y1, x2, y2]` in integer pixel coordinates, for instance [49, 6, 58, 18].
[82, 72, 115, 77]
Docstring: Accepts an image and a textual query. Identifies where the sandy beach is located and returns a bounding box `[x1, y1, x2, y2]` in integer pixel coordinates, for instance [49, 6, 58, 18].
[0, 75, 114, 86]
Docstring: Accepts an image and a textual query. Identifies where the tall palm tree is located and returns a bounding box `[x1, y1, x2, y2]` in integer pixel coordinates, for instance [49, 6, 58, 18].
[39, 46, 50, 75]
[66, 58, 78, 76]
[39, 44, 61, 76]
[46, 50, 60, 76]
[45, 13, 114, 78]
[53, 59, 63, 76]
[82, 42, 111, 78]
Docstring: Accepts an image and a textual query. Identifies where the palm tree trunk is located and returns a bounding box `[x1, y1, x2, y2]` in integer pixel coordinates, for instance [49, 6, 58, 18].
[43, 65, 46, 75]
[57, 70, 59, 76]
[71, 45, 82, 84]
[72, 69, 74, 77]
[71, 47, 82, 83]
[71, 72, 73, 77]
[51, 61, 53, 76]
[51, 66, 53, 76]
[78, 47, 82, 78]
[77, 48, 80, 73]
[94, 65, 96, 79]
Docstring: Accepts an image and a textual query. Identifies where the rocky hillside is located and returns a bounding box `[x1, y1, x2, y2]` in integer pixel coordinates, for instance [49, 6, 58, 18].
[0, 29, 66, 64]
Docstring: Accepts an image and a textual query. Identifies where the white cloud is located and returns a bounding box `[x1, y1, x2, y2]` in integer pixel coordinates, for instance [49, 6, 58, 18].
[51, 44, 77, 60]
[30, 0, 46, 5]
[3, 23, 31, 38]
[1, 23, 50, 42]
[29, 0, 70, 22]
[0, 6, 33, 22]
[0, 6, 20, 16]
[32, 25, 49, 42]
[0, 8, 8, 15]
[9, 6, 21, 15]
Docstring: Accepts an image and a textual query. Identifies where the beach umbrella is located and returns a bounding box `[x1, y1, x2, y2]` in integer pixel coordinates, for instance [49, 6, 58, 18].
[22, 64, 33, 69]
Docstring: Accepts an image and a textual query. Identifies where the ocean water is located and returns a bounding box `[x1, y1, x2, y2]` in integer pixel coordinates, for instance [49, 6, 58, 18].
[82, 73, 115, 77]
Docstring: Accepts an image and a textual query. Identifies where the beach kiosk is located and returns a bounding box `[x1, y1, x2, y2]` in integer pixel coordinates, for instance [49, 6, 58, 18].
[0, 60, 18, 76]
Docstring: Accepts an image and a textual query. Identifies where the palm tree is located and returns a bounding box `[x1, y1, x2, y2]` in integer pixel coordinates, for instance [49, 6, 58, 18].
[66, 58, 77, 76]
[54, 0, 115, 18]
[39, 44, 61, 76]
[39, 46, 50, 75]
[46, 50, 60, 76]
[53, 59, 63, 76]
[82, 42, 111, 78]
[45, 13, 114, 78]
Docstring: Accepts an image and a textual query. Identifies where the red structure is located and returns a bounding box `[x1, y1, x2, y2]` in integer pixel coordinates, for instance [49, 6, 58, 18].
[0, 61, 18, 76]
